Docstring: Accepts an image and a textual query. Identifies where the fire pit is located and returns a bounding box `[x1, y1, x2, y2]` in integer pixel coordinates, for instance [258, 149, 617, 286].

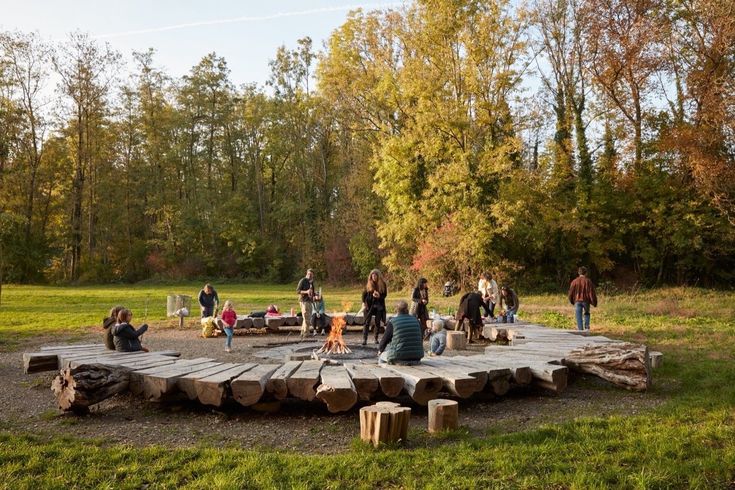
[315, 315, 351, 355]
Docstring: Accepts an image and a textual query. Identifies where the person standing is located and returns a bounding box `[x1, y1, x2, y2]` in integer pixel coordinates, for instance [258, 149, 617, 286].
[362, 269, 388, 345]
[411, 277, 430, 339]
[221, 300, 237, 353]
[477, 273, 492, 318]
[377, 301, 424, 365]
[568, 266, 598, 331]
[198, 283, 219, 318]
[487, 272, 499, 318]
[456, 291, 484, 343]
[296, 269, 316, 338]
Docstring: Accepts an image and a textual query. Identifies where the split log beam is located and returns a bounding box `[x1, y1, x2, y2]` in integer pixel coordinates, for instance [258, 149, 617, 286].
[51, 363, 130, 413]
[142, 361, 224, 400]
[385, 365, 442, 405]
[232, 364, 282, 407]
[266, 361, 302, 400]
[178, 363, 241, 400]
[418, 360, 487, 397]
[344, 363, 380, 401]
[362, 365, 404, 397]
[315, 365, 358, 413]
[459, 356, 531, 385]
[428, 399, 459, 433]
[287, 360, 324, 401]
[129, 358, 215, 395]
[194, 364, 257, 407]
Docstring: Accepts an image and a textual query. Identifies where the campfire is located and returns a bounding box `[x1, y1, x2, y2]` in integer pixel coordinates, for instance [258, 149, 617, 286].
[316, 314, 352, 355]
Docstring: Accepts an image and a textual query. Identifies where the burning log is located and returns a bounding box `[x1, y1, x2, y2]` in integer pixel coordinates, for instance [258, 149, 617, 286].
[316, 315, 352, 355]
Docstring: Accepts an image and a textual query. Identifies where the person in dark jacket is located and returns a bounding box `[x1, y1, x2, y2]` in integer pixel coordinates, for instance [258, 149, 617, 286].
[296, 269, 316, 338]
[411, 277, 430, 339]
[377, 301, 424, 365]
[499, 286, 520, 319]
[568, 266, 598, 331]
[111, 308, 149, 352]
[456, 291, 484, 343]
[198, 283, 219, 318]
[102, 305, 124, 350]
[362, 269, 388, 345]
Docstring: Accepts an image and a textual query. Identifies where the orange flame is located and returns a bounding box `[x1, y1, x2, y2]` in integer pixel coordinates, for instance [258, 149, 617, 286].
[316, 314, 351, 355]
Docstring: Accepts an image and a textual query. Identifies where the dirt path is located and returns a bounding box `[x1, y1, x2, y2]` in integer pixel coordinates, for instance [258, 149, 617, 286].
[1, 326, 663, 453]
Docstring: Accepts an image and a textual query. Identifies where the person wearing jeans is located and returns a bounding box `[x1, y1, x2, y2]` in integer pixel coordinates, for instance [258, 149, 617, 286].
[221, 300, 237, 352]
[568, 266, 598, 331]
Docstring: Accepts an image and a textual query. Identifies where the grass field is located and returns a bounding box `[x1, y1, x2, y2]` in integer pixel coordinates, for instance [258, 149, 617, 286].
[1, 284, 734, 488]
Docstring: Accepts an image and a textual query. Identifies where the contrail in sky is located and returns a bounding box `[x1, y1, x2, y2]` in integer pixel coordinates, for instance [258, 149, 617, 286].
[94, 3, 405, 39]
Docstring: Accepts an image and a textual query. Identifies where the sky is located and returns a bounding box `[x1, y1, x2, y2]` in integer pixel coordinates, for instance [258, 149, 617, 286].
[0, 0, 406, 87]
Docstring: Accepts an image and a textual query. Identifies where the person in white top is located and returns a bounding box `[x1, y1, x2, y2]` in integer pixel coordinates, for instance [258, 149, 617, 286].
[478, 272, 499, 318]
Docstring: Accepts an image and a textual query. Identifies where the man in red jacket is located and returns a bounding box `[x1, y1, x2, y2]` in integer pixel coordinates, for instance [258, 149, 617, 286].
[568, 266, 598, 331]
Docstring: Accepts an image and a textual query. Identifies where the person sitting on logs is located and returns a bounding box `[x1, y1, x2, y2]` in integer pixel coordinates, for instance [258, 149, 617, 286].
[499, 285, 520, 322]
[111, 308, 149, 352]
[198, 283, 220, 318]
[310, 292, 330, 336]
[265, 304, 281, 317]
[455, 291, 484, 343]
[102, 305, 124, 350]
[362, 269, 388, 345]
[428, 318, 447, 356]
[377, 300, 424, 365]
[411, 277, 430, 339]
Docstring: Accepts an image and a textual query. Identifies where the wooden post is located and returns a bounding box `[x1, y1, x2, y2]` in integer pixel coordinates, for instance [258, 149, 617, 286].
[446, 331, 467, 350]
[359, 404, 411, 447]
[428, 399, 459, 433]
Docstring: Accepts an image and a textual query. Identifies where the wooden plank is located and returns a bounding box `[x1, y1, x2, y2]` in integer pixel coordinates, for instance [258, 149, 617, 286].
[59, 351, 153, 370]
[315, 365, 358, 413]
[384, 365, 442, 405]
[344, 363, 380, 401]
[231, 364, 282, 407]
[455, 356, 531, 385]
[360, 365, 404, 398]
[265, 361, 302, 400]
[129, 358, 215, 395]
[194, 364, 256, 407]
[178, 363, 242, 400]
[287, 360, 324, 401]
[40, 344, 106, 352]
[68, 354, 176, 370]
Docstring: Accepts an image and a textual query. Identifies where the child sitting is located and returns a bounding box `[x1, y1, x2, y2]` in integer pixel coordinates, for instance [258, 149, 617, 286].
[220, 300, 237, 353]
[310, 292, 330, 336]
[428, 318, 447, 356]
[111, 308, 149, 352]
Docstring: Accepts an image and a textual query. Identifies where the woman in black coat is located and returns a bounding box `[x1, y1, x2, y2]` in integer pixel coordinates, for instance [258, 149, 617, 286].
[411, 277, 430, 339]
[362, 269, 387, 345]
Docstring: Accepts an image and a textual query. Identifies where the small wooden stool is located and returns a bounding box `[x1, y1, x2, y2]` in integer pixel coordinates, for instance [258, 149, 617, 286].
[359, 403, 411, 447]
[428, 399, 459, 433]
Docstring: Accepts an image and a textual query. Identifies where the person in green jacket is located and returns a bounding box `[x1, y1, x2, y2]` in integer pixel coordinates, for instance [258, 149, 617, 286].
[377, 300, 424, 365]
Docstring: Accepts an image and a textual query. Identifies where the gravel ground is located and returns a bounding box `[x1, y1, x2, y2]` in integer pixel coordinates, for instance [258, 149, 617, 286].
[1, 326, 664, 453]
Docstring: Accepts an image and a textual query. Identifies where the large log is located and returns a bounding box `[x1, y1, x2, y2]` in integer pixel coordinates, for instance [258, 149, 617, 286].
[315, 366, 358, 413]
[51, 363, 130, 413]
[266, 361, 302, 400]
[564, 343, 651, 391]
[231, 364, 281, 407]
[129, 358, 215, 395]
[344, 363, 380, 401]
[384, 365, 442, 405]
[453, 356, 530, 385]
[142, 361, 224, 400]
[359, 404, 411, 447]
[287, 360, 324, 401]
[194, 364, 257, 407]
[416, 361, 486, 398]
[428, 399, 459, 433]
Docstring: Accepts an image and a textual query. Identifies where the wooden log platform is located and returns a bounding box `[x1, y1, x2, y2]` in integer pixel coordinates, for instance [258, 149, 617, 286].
[24, 325, 660, 414]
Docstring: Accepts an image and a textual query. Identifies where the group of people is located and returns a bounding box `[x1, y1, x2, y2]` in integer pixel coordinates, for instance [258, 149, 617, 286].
[102, 306, 149, 352]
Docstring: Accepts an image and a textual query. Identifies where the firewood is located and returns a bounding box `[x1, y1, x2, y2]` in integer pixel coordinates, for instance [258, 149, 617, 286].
[428, 399, 459, 433]
[51, 363, 130, 413]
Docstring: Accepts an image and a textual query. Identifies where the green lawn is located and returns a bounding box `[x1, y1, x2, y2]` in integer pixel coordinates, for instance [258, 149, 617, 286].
[2, 284, 735, 488]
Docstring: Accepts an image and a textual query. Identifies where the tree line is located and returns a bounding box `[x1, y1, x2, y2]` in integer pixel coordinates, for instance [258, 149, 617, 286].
[0, 0, 733, 290]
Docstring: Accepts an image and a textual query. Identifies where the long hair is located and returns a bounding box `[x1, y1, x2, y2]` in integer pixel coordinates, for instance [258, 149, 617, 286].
[366, 269, 387, 294]
[415, 277, 428, 290]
